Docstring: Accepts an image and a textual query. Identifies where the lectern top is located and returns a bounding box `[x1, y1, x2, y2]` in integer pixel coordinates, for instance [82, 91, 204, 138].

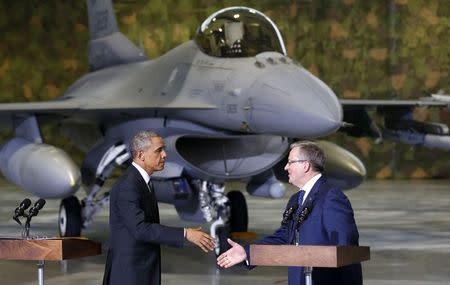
[249, 245, 370, 268]
[0, 238, 102, 261]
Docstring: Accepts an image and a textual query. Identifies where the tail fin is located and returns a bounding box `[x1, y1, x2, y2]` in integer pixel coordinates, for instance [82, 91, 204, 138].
[86, 0, 147, 71]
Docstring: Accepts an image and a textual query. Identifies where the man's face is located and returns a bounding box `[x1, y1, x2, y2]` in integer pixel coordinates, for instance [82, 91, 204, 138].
[284, 147, 308, 188]
[137, 136, 166, 174]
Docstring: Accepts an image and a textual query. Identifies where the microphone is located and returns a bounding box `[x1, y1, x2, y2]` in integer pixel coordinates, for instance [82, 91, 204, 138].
[28, 199, 46, 219]
[295, 198, 314, 230]
[281, 204, 298, 225]
[13, 198, 32, 225]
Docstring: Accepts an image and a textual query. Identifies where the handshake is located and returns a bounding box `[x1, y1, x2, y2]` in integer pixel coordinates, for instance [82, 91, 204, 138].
[184, 228, 246, 268]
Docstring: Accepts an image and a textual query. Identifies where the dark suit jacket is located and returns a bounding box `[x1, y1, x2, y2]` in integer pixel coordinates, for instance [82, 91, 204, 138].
[103, 166, 184, 285]
[246, 176, 362, 285]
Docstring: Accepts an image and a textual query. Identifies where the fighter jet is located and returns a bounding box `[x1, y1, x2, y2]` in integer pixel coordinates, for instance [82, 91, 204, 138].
[0, 0, 449, 254]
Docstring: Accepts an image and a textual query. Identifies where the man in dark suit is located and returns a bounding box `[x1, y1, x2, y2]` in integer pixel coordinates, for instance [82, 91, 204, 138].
[217, 141, 362, 285]
[103, 130, 215, 285]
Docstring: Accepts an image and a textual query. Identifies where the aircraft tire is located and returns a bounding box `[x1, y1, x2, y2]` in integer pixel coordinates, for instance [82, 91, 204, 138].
[227, 190, 248, 232]
[58, 196, 82, 237]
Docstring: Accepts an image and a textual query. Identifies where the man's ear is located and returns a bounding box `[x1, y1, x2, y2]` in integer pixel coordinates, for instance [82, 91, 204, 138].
[303, 161, 311, 172]
[138, 150, 144, 161]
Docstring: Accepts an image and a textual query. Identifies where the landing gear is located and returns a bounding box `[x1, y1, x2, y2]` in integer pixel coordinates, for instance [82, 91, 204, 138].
[216, 191, 248, 255]
[58, 143, 130, 237]
[58, 196, 82, 237]
[197, 181, 248, 256]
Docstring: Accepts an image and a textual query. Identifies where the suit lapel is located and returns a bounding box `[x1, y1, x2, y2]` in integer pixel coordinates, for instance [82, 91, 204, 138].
[130, 167, 160, 223]
[289, 176, 326, 244]
[298, 176, 325, 214]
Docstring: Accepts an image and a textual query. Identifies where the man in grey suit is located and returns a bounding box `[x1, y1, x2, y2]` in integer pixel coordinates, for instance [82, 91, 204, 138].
[103, 130, 215, 285]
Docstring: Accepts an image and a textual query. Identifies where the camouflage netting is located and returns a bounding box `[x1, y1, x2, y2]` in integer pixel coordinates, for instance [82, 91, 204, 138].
[0, 0, 449, 179]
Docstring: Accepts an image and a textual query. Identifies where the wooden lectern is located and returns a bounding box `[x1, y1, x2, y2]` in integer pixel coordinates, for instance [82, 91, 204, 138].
[0, 238, 102, 285]
[250, 245, 370, 285]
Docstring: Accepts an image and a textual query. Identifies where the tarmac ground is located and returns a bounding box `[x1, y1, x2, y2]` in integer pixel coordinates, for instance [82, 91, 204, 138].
[0, 178, 449, 285]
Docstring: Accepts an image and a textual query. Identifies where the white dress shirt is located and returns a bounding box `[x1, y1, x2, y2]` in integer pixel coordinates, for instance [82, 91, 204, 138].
[299, 173, 322, 204]
[132, 161, 150, 185]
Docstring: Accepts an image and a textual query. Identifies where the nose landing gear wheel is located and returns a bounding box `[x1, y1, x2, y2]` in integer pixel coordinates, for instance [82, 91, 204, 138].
[58, 196, 82, 237]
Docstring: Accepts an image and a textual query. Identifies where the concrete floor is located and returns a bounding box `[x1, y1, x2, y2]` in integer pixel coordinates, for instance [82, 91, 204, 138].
[0, 178, 449, 285]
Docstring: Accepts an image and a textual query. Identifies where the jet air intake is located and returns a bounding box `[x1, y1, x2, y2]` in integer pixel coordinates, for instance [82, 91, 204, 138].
[0, 137, 80, 198]
[157, 134, 289, 182]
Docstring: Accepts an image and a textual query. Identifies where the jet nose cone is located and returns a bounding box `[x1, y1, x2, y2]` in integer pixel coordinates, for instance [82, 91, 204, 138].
[247, 63, 342, 138]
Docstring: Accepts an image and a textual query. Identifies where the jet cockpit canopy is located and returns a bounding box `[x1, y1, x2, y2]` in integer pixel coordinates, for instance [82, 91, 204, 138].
[195, 7, 287, 58]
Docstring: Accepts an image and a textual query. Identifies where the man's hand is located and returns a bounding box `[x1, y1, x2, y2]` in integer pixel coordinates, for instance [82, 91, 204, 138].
[217, 238, 247, 268]
[185, 227, 216, 252]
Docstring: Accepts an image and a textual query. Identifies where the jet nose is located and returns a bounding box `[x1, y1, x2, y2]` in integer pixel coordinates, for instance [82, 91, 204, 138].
[247, 63, 342, 138]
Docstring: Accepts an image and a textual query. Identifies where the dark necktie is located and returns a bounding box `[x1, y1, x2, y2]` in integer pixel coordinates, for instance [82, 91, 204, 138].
[293, 190, 306, 245]
[147, 180, 153, 194]
[147, 180, 160, 222]
[295, 190, 305, 217]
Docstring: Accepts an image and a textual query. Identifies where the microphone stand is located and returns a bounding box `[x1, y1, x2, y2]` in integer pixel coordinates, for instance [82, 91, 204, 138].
[294, 203, 313, 285]
[22, 218, 31, 239]
[15, 202, 46, 285]
[37, 259, 45, 285]
[26, 212, 46, 285]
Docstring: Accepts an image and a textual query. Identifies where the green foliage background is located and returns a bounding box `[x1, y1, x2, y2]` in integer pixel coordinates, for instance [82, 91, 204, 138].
[0, 0, 449, 179]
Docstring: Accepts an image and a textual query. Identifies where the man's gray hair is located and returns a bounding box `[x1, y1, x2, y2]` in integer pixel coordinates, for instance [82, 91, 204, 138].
[129, 130, 160, 159]
[290, 141, 326, 173]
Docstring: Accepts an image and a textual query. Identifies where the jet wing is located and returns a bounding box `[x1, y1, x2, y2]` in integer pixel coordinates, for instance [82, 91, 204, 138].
[338, 94, 450, 150]
[0, 98, 217, 114]
[340, 95, 450, 108]
[0, 101, 80, 114]
[0, 98, 217, 131]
